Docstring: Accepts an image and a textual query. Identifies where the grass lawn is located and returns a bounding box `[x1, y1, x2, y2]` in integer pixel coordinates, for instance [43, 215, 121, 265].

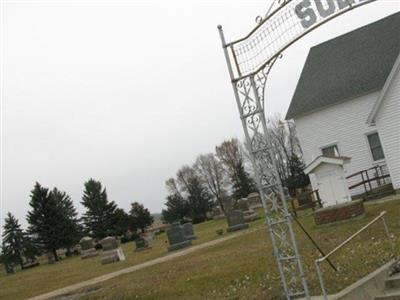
[0, 212, 264, 300]
[1, 201, 400, 300]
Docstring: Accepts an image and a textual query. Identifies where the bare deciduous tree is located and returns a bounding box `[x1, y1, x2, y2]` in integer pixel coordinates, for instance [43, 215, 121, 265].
[194, 153, 228, 214]
[215, 138, 242, 177]
[216, 138, 256, 200]
[267, 114, 309, 194]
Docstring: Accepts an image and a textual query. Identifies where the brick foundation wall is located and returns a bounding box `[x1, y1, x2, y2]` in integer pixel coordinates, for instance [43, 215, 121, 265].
[314, 200, 365, 226]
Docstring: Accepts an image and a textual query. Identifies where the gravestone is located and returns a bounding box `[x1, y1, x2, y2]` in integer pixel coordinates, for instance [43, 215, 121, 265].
[100, 236, 126, 265]
[236, 198, 249, 211]
[182, 222, 196, 240]
[4, 263, 15, 274]
[226, 210, 249, 232]
[21, 258, 40, 270]
[80, 236, 99, 259]
[235, 198, 259, 222]
[134, 237, 151, 252]
[247, 192, 263, 208]
[166, 223, 192, 252]
[243, 209, 259, 222]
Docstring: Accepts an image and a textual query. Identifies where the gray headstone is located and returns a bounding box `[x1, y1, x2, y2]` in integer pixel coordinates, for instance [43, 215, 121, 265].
[81, 248, 99, 259]
[101, 248, 126, 265]
[100, 237, 125, 265]
[100, 236, 119, 251]
[79, 236, 98, 259]
[247, 192, 262, 208]
[80, 236, 95, 251]
[235, 198, 250, 211]
[243, 209, 260, 222]
[166, 223, 192, 252]
[226, 210, 249, 232]
[135, 238, 151, 252]
[182, 223, 196, 240]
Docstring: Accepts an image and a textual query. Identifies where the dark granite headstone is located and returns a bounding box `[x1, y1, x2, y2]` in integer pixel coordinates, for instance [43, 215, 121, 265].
[135, 238, 151, 252]
[226, 210, 249, 232]
[182, 223, 196, 240]
[166, 223, 192, 252]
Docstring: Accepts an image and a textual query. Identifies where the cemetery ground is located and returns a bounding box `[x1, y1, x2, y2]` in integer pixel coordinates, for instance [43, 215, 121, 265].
[1, 199, 400, 300]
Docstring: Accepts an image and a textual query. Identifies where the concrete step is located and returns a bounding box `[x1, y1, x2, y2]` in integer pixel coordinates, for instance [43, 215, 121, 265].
[375, 288, 400, 300]
[386, 274, 400, 289]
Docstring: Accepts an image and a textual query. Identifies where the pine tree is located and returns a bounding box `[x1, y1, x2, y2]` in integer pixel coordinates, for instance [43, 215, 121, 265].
[231, 161, 256, 200]
[185, 175, 213, 223]
[81, 179, 117, 239]
[176, 166, 213, 223]
[161, 193, 190, 223]
[27, 183, 64, 261]
[285, 155, 310, 195]
[113, 208, 130, 237]
[129, 202, 154, 233]
[50, 188, 81, 253]
[1, 213, 25, 269]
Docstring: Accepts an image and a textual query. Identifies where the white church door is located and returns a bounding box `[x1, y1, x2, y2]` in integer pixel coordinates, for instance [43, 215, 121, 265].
[316, 165, 350, 207]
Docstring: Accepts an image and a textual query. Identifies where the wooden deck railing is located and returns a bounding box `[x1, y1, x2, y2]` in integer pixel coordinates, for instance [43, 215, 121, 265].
[346, 164, 390, 194]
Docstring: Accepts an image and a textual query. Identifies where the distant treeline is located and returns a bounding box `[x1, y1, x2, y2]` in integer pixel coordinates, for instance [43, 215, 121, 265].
[1, 179, 153, 268]
[161, 116, 309, 224]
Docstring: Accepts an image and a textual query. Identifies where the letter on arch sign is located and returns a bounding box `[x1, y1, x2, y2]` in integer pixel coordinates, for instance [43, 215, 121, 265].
[227, 0, 377, 79]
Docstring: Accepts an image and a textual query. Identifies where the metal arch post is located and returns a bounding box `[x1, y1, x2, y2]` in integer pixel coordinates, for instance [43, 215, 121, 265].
[218, 25, 310, 300]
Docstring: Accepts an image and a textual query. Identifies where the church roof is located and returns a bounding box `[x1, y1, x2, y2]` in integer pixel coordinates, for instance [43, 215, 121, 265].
[286, 12, 400, 120]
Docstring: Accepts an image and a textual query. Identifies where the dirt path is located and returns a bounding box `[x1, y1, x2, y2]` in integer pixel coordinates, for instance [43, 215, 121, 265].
[28, 226, 263, 300]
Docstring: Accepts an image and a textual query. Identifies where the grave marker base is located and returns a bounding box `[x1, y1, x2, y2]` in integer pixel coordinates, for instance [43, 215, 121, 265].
[167, 240, 192, 252]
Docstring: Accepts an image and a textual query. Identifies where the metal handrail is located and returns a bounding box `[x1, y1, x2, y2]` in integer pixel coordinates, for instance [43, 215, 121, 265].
[315, 211, 393, 300]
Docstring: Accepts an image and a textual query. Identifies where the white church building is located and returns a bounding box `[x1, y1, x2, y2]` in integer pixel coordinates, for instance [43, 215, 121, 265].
[286, 12, 400, 198]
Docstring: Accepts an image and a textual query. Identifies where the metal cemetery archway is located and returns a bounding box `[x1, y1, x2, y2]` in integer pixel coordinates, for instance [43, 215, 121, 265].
[218, 0, 378, 299]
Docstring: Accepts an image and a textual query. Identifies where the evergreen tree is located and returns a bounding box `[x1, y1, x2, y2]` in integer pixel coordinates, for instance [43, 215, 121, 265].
[27, 183, 65, 261]
[161, 193, 190, 223]
[113, 208, 130, 237]
[185, 175, 213, 223]
[50, 188, 82, 253]
[285, 155, 310, 196]
[231, 161, 256, 200]
[81, 179, 117, 239]
[177, 166, 213, 223]
[129, 202, 154, 233]
[1, 213, 25, 268]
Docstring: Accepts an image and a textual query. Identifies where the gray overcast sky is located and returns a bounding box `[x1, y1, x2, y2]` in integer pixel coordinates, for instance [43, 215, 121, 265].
[1, 0, 399, 229]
